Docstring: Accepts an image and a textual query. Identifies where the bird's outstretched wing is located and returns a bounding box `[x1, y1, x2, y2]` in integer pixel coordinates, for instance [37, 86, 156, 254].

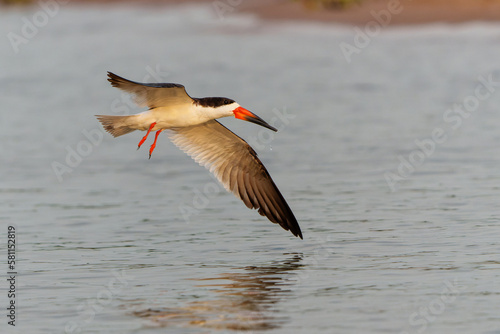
[169, 120, 302, 239]
[107, 72, 193, 109]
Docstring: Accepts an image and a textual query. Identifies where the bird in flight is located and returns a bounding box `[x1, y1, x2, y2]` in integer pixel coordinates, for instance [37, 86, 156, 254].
[96, 72, 302, 239]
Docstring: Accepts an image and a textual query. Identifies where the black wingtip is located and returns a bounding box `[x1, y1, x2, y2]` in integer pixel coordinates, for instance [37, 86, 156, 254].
[290, 221, 303, 239]
[107, 71, 119, 86]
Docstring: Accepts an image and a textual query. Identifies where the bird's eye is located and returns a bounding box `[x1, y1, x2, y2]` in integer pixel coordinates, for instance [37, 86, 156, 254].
[224, 99, 231, 105]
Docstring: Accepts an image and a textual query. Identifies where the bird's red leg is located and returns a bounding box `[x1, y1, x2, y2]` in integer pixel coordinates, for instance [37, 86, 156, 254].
[149, 129, 163, 159]
[137, 122, 157, 150]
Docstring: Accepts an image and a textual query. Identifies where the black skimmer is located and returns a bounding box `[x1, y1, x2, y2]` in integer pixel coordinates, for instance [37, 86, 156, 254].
[96, 72, 302, 239]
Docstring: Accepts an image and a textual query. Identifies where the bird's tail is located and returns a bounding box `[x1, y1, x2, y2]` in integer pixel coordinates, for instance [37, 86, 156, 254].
[95, 115, 137, 137]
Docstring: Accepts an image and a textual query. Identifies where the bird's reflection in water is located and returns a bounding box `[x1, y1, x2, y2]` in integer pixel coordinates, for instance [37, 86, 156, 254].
[133, 253, 303, 331]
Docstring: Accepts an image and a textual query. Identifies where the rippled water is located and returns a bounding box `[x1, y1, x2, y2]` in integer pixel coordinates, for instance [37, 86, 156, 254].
[2, 3, 500, 334]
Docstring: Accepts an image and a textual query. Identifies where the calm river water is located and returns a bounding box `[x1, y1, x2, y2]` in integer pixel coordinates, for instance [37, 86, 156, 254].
[1, 3, 500, 334]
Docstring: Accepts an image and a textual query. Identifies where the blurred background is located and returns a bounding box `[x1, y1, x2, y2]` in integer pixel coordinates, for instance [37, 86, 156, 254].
[2, 0, 500, 333]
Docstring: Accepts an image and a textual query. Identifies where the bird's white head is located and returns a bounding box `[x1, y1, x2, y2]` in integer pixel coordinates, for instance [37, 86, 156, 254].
[195, 97, 277, 132]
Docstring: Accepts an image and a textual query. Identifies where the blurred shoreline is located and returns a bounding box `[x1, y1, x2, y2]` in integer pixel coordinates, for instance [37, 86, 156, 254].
[65, 0, 500, 26]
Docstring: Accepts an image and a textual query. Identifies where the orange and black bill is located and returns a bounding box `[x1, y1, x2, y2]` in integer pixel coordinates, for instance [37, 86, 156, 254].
[233, 107, 278, 132]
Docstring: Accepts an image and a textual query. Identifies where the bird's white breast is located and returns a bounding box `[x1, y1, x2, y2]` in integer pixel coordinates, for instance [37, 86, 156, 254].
[135, 105, 211, 130]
